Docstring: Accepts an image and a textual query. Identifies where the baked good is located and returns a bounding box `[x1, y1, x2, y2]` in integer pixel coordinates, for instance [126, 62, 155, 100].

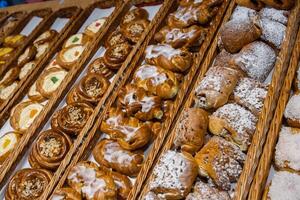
[195, 136, 246, 191]
[142, 191, 160, 200]
[231, 5, 257, 21]
[173, 107, 208, 154]
[149, 150, 198, 199]
[66, 85, 81, 105]
[121, 8, 149, 28]
[87, 57, 114, 79]
[0, 67, 19, 86]
[121, 19, 150, 43]
[100, 107, 152, 150]
[209, 103, 258, 151]
[0, 81, 18, 101]
[5, 168, 52, 200]
[146, 121, 162, 139]
[56, 44, 85, 70]
[0, 132, 21, 164]
[84, 17, 107, 37]
[117, 84, 164, 121]
[0, 47, 14, 61]
[260, 0, 294, 10]
[103, 42, 132, 70]
[194, 66, 240, 110]
[28, 81, 46, 102]
[259, 7, 289, 25]
[145, 44, 192, 73]
[35, 42, 50, 59]
[236, 0, 264, 10]
[63, 33, 90, 48]
[28, 129, 72, 170]
[284, 93, 300, 128]
[51, 187, 81, 200]
[33, 30, 58, 46]
[3, 34, 26, 48]
[51, 102, 93, 136]
[211, 50, 244, 74]
[45, 58, 62, 70]
[105, 30, 128, 48]
[110, 171, 132, 199]
[17, 46, 37, 66]
[0, 12, 24, 37]
[133, 64, 179, 99]
[10, 101, 44, 133]
[36, 67, 68, 98]
[19, 61, 36, 79]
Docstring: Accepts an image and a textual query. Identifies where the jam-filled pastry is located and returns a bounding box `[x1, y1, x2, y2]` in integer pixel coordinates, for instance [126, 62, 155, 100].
[149, 150, 198, 199]
[0, 132, 21, 164]
[36, 67, 68, 98]
[63, 33, 90, 48]
[133, 64, 179, 99]
[231, 41, 276, 82]
[174, 108, 208, 155]
[28, 129, 72, 170]
[51, 187, 81, 200]
[230, 5, 258, 21]
[0, 67, 19, 86]
[233, 77, 268, 116]
[35, 42, 50, 59]
[121, 19, 150, 43]
[0, 47, 14, 61]
[0, 81, 18, 101]
[209, 103, 258, 151]
[284, 93, 300, 128]
[100, 108, 152, 150]
[236, 0, 264, 10]
[87, 57, 114, 79]
[186, 180, 230, 200]
[56, 44, 86, 70]
[5, 168, 52, 200]
[195, 136, 246, 191]
[93, 139, 144, 177]
[28, 81, 46, 102]
[103, 42, 132, 70]
[105, 30, 128, 48]
[3, 34, 26, 48]
[117, 84, 164, 121]
[145, 44, 192, 73]
[259, 7, 289, 25]
[67, 161, 117, 200]
[51, 102, 93, 136]
[193, 66, 240, 110]
[121, 8, 149, 28]
[17, 46, 37, 66]
[33, 30, 58, 46]
[19, 61, 36, 79]
[46, 58, 62, 70]
[260, 0, 295, 10]
[84, 17, 107, 37]
[109, 171, 132, 199]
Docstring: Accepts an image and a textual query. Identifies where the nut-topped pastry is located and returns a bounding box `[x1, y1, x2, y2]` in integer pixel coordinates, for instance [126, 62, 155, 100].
[121, 19, 150, 43]
[121, 7, 149, 28]
[56, 44, 85, 70]
[0, 132, 21, 164]
[87, 57, 114, 79]
[105, 30, 128, 48]
[84, 17, 107, 37]
[103, 42, 132, 70]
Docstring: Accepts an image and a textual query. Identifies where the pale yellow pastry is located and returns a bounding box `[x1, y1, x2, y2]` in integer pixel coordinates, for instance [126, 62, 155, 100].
[0, 132, 21, 164]
[28, 81, 46, 102]
[63, 33, 90, 48]
[0, 47, 14, 61]
[84, 17, 107, 37]
[0, 81, 18, 101]
[56, 45, 85, 70]
[19, 61, 36, 80]
[35, 42, 50, 59]
[33, 30, 58, 46]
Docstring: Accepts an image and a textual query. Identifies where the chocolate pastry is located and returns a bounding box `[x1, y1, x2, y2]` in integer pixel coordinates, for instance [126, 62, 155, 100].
[0, 67, 19, 86]
[3, 34, 26, 48]
[260, 0, 295, 10]
[103, 42, 132, 70]
[84, 18, 107, 37]
[63, 33, 90, 48]
[121, 8, 149, 28]
[87, 57, 114, 79]
[121, 19, 150, 43]
[17, 45, 37, 66]
[105, 30, 128, 48]
[0, 132, 21, 164]
[51, 187, 81, 200]
[56, 44, 86, 70]
[33, 30, 58, 46]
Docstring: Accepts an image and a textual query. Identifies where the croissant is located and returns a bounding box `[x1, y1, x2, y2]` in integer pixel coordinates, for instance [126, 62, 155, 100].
[103, 42, 132, 70]
[121, 19, 150, 43]
[236, 0, 264, 10]
[51, 187, 81, 200]
[260, 0, 295, 10]
[121, 8, 149, 28]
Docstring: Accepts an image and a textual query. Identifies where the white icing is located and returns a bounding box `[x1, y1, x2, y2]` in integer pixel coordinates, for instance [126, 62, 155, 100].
[141, 96, 155, 112]
[165, 28, 196, 43]
[86, 18, 106, 35]
[18, 103, 43, 130]
[135, 65, 168, 86]
[106, 116, 138, 141]
[0, 82, 18, 100]
[19, 61, 36, 79]
[231, 6, 257, 21]
[145, 44, 181, 60]
[42, 70, 67, 93]
[172, 6, 198, 24]
[62, 45, 85, 63]
[284, 93, 300, 121]
[259, 7, 289, 25]
[64, 33, 84, 48]
[0, 133, 18, 157]
[103, 142, 133, 164]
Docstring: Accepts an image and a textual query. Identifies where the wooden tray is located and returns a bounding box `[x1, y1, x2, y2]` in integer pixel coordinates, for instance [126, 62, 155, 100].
[248, 26, 300, 200]
[137, 0, 300, 200]
[51, 0, 232, 199]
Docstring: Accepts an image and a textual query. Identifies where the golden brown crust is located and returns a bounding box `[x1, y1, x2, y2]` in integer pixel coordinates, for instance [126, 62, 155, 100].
[105, 30, 128, 48]
[110, 171, 132, 199]
[66, 85, 82, 105]
[51, 187, 81, 200]
[28, 81, 47, 103]
[84, 17, 107, 38]
[63, 33, 91, 49]
[121, 8, 149, 28]
[260, 0, 294, 10]
[235, 0, 264, 10]
[0, 132, 21, 164]
[56, 45, 85, 70]
[3, 34, 27, 48]
[121, 19, 150, 43]
[87, 57, 114, 79]
[33, 30, 58, 46]
[103, 42, 132, 70]
[0, 67, 19, 86]
[17, 46, 37, 67]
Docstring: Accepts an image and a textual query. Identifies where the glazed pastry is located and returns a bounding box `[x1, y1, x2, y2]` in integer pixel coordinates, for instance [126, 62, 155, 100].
[121, 19, 150, 43]
[145, 44, 192, 73]
[284, 93, 300, 128]
[149, 150, 198, 199]
[51, 102, 93, 136]
[195, 136, 246, 191]
[87, 57, 114, 79]
[193, 66, 240, 110]
[28, 81, 46, 102]
[259, 7, 289, 25]
[5, 168, 52, 200]
[260, 0, 294, 10]
[17, 46, 37, 66]
[0, 47, 14, 61]
[93, 139, 144, 177]
[51, 187, 81, 200]
[236, 0, 264, 10]
[0, 81, 18, 101]
[19, 61, 36, 79]
[121, 8, 149, 28]
[35, 42, 50, 59]
[173, 107, 208, 154]
[63, 33, 90, 48]
[56, 44, 85, 70]
[133, 64, 179, 99]
[103, 42, 132, 70]
[110, 171, 132, 199]
[100, 108, 152, 150]
[28, 130, 72, 170]
[142, 191, 160, 200]
[209, 103, 258, 150]
[46, 58, 62, 70]
[146, 121, 162, 138]
[117, 84, 164, 121]
[0, 67, 19, 86]
[105, 30, 128, 48]
[3, 34, 26, 48]
[10, 101, 44, 133]
[231, 5, 257, 21]
[0, 132, 21, 164]
[36, 67, 68, 98]
[84, 17, 107, 37]
[33, 30, 58, 45]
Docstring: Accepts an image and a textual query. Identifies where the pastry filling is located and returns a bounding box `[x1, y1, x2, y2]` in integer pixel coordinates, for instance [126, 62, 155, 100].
[39, 137, 62, 158]
[129, 23, 144, 35]
[43, 70, 67, 93]
[36, 43, 49, 58]
[0, 47, 13, 57]
[19, 104, 43, 129]
[0, 133, 18, 156]
[0, 82, 18, 100]
[62, 46, 85, 63]
[135, 65, 168, 86]
[87, 18, 106, 34]
[20, 176, 45, 198]
[20, 62, 36, 79]
[65, 34, 83, 47]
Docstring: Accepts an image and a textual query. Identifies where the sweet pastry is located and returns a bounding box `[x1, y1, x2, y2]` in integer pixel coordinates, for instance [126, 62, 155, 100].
[193, 66, 240, 110]
[51, 187, 81, 200]
[260, 0, 294, 10]
[10, 101, 44, 133]
[209, 103, 258, 150]
[17, 46, 37, 66]
[87, 57, 114, 79]
[28, 81, 46, 102]
[0, 81, 18, 101]
[0, 67, 19, 86]
[56, 44, 85, 70]
[84, 17, 107, 37]
[100, 108, 152, 150]
[0, 132, 21, 164]
[45, 58, 62, 70]
[35, 42, 50, 59]
[142, 191, 160, 200]
[19, 61, 36, 79]
[195, 136, 246, 191]
[284, 93, 300, 128]
[93, 139, 144, 177]
[231, 5, 257, 21]
[63, 33, 90, 48]
[133, 64, 179, 99]
[121, 8, 149, 28]
[132, 0, 163, 6]
[117, 84, 164, 121]
[121, 19, 150, 43]
[0, 12, 24, 37]
[0, 47, 14, 61]
[33, 30, 58, 46]
[173, 107, 208, 154]
[146, 121, 162, 138]
[110, 171, 132, 199]
[230, 41, 276, 82]
[145, 44, 192, 73]
[28, 129, 72, 170]
[236, 0, 264, 10]
[5, 168, 52, 200]
[211, 50, 243, 73]
[51, 102, 93, 136]
[149, 150, 198, 199]
[103, 42, 132, 70]
[105, 30, 128, 48]
[259, 7, 289, 25]
[66, 86, 81, 105]
[3, 34, 26, 48]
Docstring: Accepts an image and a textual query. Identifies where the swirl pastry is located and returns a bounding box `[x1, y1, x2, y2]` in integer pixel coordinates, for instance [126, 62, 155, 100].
[284, 93, 300, 128]
[56, 44, 85, 70]
[260, 0, 294, 10]
[105, 30, 128, 48]
[17, 46, 37, 66]
[121, 8, 149, 28]
[35, 42, 50, 59]
[0, 47, 14, 61]
[0, 132, 21, 164]
[33, 30, 58, 46]
[51, 102, 93, 136]
[5, 168, 52, 200]
[87, 57, 114, 79]
[110, 171, 132, 199]
[19, 61, 36, 79]
[93, 139, 144, 177]
[103, 42, 132, 70]
[10, 101, 44, 133]
[28, 82, 46, 102]
[51, 187, 81, 200]
[29, 130, 72, 170]
[236, 0, 264, 10]
[4, 34, 26, 48]
[84, 18, 107, 37]
[121, 19, 150, 43]
[0, 67, 19, 86]
[117, 84, 164, 121]
[145, 44, 192, 73]
[0, 81, 18, 101]
[133, 64, 179, 99]
[63, 33, 90, 48]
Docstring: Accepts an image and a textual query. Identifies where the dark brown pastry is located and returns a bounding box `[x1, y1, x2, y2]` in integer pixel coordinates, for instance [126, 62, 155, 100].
[87, 57, 114, 79]
[121, 19, 150, 43]
[3, 34, 26, 48]
[260, 0, 294, 10]
[103, 42, 132, 70]
[121, 7, 149, 28]
[105, 30, 128, 48]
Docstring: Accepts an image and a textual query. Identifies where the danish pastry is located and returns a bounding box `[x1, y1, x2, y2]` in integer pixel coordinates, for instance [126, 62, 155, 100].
[45, 58, 62, 70]
[145, 44, 192, 73]
[110, 171, 132, 199]
[0, 132, 21, 164]
[19, 61, 36, 79]
[87, 57, 114, 79]
[66, 85, 81, 105]
[63, 33, 90, 48]
[51, 187, 81, 200]
[209, 103, 258, 150]
[259, 7, 289, 25]
[103, 42, 132, 70]
[3, 34, 26, 48]
[174, 107, 208, 155]
[0, 81, 18, 101]
[105, 30, 128, 48]
[121, 8, 149, 28]
[133, 64, 179, 99]
[33, 30, 58, 46]
[149, 150, 198, 199]
[84, 17, 107, 37]
[195, 136, 246, 191]
[284, 93, 300, 128]
[121, 19, 150, 43]
[0, 47, 14, 61]
[0, 67, 19, 86]
[17, 46, 37, 66]
[56, 44, 85, 70]
[236, 0, 264, 10]
[28, 81, 46, 102]
[260, 0, 294, 10]
[35, 42, 50, 59]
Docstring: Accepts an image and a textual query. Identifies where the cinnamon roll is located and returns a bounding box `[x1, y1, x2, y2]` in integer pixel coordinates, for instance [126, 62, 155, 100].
[105, 30, 128, 48]
[56, 45, 86, 70]
[4, 34, 26, 48]
[34, 30, 58, 46]
[121, 8, 149, 28]
[87, 57, 114, 79]
[121, 19, 150, 43]
[0, 132, 21, 164]
[103, 42, 132, 70]
[51, 187, 81, 200]
[17, 46, 37, 66]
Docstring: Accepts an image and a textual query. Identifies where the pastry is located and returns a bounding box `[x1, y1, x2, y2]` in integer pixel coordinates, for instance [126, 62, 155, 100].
[93, 139, 144, 177]
[259, 7, 289, 25]
[35, 42, 50, 59]
[193, 66, 240, 110]
[260, 0, 294, 10]
[51, 187, 81, 200]
[132, 0, 163, 6]
[178, 0, 210, 6]
[195, 136, 246, 191]
[121, 8, 149, 28]
[145, 44, 192, 73]
[211, 50, 243, 73]
[100, 108, 152, 150]
[236, 0, 264, 10]
[84, 18, 107, 37]
[36, 67, 68, 98]
[121, 19, 150, 43]
[45, 58, 62, 70]
[231, 5, 257, 21]
[87, 57, 114, 79]
[142, 191, 160, 200]
[66, 85, 81, 105]
[0, 47, 14, 61]
[28, 129, 72, 170]
[5, 168, 52, 200]
[110, 171, 132, 199]
[28, 81, 46, 102]
[56, 44, 85, 70]
[0, 132, 21, 164]
[284, 93, 300, 128]
[10, 101, 44, 133]
[173, 107, 208, 154]
[3, 34, 26, 48]
[146, 121, 162, 138]
[209, 103, 258, 151]
[149, 150, 198, 199]
[33, 30, 58, 46]
[17, 46, 37, 66]
[19, 61, 36, 79]
[0, 81, 18, 101]
[63, 33, 90, 48]
[105, 30, 128, 48]
[133, 64, 179, 99]
[0, 67, 19, 86]
[103, 42, 132, 70]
